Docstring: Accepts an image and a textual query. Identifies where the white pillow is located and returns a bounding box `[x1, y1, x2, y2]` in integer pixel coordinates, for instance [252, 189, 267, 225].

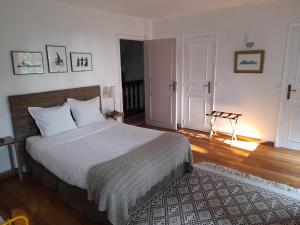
[67, 96, 104, 127]
[28, 103, 77, 137]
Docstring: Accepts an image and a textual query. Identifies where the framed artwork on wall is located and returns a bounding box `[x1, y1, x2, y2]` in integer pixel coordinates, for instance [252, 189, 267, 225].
[11, 51, 44, 75]
[70, 52, 93, 72]
[46, 45, 68, 73]
[234, 50, 265, 73]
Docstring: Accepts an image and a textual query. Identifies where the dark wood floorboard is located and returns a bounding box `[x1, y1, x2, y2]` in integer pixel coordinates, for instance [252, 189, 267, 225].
[1, 127, 300, 224]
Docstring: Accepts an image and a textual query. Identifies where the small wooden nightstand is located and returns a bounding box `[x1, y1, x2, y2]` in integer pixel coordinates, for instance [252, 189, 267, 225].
[105, 111, 124, 121]
[0, 137, 23, 181]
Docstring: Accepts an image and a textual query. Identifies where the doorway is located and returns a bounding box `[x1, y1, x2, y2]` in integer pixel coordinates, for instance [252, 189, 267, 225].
[119, 39, 145, 126]
[118, 37, 177, 129]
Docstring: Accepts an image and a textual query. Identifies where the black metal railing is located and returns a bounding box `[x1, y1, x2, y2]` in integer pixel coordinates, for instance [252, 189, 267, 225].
[122, 80, 144, 117]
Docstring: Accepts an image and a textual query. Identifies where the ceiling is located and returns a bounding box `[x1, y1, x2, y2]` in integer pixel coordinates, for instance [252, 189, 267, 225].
[51, 0, 275, 20]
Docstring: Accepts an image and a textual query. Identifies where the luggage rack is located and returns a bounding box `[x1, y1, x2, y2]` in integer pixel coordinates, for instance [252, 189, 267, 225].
[206, 111, 242, 144]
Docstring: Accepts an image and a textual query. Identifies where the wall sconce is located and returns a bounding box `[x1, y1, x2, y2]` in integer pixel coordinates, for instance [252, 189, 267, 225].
[244, 34, 255, 48]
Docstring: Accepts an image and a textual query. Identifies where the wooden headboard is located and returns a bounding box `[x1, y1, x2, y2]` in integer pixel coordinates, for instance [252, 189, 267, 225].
[9, 85, 101, 168]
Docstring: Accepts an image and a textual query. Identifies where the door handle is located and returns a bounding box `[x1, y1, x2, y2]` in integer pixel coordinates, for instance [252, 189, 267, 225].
[168, 81, 177, 92]
[287, 84, 296, 100]
[204, 81, 211, 94]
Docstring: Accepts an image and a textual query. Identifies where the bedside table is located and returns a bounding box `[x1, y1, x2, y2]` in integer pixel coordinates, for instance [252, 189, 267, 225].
[0, 136, 23, 181]
[105, 111, 124, 121]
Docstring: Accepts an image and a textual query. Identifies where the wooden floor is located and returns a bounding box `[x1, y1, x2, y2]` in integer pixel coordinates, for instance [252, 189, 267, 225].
[124, 113, 145, 126]
[1, 127, 300, 225]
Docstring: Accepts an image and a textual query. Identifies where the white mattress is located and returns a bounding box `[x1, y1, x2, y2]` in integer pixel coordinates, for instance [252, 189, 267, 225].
[26, 120, 164, 189]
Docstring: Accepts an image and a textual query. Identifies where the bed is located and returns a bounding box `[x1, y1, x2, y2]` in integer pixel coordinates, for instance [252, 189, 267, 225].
[9, 86, 193, 225]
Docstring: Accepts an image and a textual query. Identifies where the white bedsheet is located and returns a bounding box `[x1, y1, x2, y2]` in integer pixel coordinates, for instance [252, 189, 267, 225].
[26, 120, 164, 189]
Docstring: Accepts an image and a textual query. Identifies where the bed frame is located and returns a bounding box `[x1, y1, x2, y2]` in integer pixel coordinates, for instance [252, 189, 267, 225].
[8, 86, 189, 224]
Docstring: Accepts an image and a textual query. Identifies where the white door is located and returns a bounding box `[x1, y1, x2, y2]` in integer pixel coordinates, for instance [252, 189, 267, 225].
[182, 34, 216, 131]
[144, 38, 177, 129]
[277, 24, 300, 151]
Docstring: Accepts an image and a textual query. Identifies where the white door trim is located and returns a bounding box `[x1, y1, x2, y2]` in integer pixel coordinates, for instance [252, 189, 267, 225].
[115, 33, 145, 113]
[181, 32, 218, 129]
[275, 22, 300, 148]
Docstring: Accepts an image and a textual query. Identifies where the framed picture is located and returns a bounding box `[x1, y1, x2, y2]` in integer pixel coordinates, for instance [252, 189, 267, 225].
[11, 51, 44, 75]
[46, 45, 68, 73]
[70, 52, 93, 72]
[234, 50, 265, 73]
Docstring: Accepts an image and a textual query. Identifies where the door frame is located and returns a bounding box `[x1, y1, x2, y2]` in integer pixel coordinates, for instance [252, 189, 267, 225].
[116, 33, 145, 113]
[181, 32, 218, 129]
[275, 23, 300, 148]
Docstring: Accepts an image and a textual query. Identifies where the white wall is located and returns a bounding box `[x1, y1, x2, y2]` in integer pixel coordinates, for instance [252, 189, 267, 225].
[152, 0, 300, 141]
[0, 0, 145, 172]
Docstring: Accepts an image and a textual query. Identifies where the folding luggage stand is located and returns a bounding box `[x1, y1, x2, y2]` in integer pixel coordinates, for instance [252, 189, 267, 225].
[206, 111, 242, 144]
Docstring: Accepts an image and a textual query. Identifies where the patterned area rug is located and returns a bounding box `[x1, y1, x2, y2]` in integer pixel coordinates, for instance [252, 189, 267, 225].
[127, 162, 300, 225]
